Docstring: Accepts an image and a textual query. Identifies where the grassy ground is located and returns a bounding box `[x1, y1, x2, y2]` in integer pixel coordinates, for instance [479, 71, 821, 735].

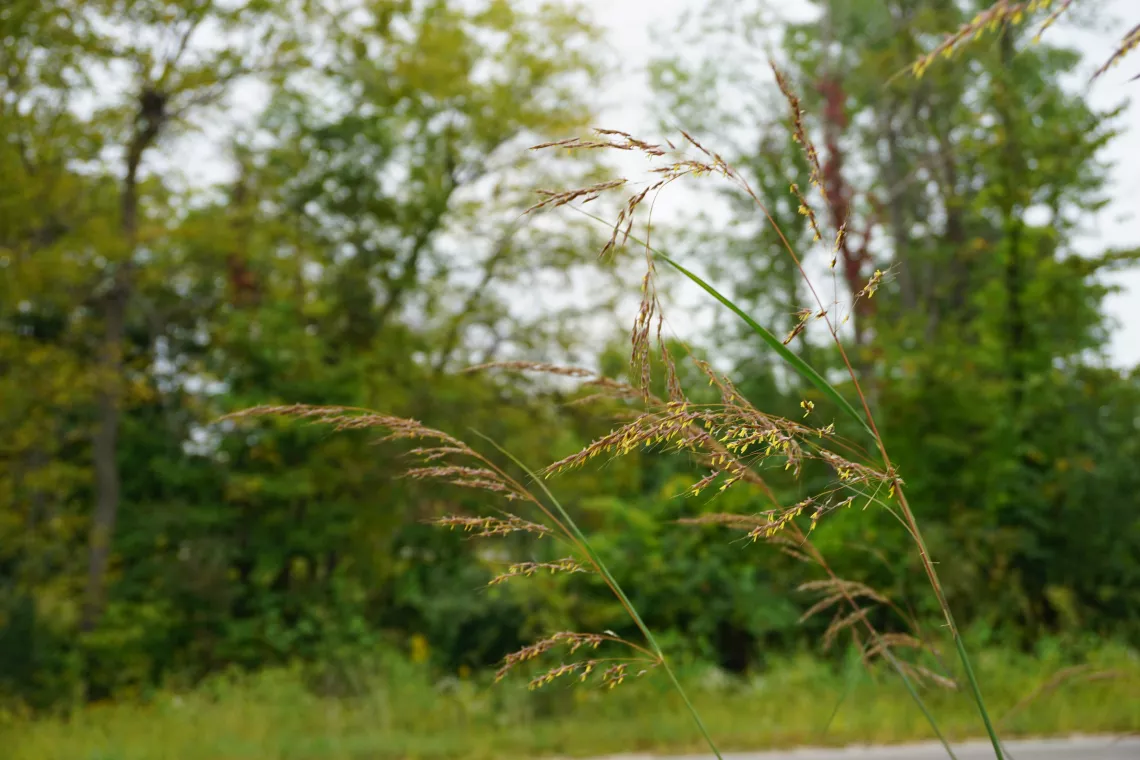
[4, 644, 1138, 760]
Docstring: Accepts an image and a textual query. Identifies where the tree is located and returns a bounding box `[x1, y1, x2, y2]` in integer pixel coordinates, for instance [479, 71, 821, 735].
[645, 0, 1140, 639]
[1, 0, 625, 706]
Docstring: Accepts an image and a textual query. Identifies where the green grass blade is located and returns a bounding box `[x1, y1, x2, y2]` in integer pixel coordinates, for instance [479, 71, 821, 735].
[472, 430, 725, 760]
[570, 208, 872, 438]
[657, 251, 871, 436]
[819, 649, 859, 740]
[953, 626, 1004, 759]
[876, 648, 961, 760]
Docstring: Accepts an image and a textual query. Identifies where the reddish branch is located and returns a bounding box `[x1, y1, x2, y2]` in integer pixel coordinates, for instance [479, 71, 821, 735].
[226, 172, 260, 308]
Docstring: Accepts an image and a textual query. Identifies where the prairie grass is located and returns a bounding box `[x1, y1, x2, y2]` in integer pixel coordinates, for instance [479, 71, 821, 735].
[2, 4, 1135, 759]
[4, 644, 1136, 760]
[186, 6, 1140, 759]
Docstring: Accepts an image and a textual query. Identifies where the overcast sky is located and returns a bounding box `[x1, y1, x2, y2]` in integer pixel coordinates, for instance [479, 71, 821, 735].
[573, 0, 1140, 367]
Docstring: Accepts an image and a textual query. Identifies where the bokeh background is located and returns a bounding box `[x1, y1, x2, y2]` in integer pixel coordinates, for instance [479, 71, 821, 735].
[2, 1, 1138, 757]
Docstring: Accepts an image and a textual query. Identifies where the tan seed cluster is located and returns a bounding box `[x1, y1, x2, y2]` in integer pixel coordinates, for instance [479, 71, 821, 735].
[487, 557, 589, 586]
[432, 514, 552, 538]
[495, 632, 606, 682]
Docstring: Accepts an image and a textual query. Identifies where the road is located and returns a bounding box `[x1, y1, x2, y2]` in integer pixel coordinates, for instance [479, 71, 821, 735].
[585, 736, 1140, 760]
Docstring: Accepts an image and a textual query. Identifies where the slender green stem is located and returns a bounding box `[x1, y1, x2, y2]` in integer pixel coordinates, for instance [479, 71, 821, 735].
[476, 432, 725, 760]
[955, 626, 1003, 758]
[894, 487, 1002, 760]
[875, 645, 961, 759]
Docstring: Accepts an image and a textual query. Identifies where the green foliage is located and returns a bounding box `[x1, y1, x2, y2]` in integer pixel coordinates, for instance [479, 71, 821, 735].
[645, 0, 1140, 646]
[1, 2, 1139, 756]
[0, 0, 615, 708]
[5, 644, 1138, 759]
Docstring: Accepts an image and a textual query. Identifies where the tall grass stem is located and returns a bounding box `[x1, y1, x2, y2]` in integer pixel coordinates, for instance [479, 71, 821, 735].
[473, 431, 726, 760]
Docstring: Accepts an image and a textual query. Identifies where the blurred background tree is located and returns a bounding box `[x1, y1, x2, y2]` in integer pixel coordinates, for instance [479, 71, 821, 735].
[1, 0, 1137, 717]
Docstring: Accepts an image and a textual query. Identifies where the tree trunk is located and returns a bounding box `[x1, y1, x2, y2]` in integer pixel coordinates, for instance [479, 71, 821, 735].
[81, 90, 164, 631]
[82, 284, 127, 631]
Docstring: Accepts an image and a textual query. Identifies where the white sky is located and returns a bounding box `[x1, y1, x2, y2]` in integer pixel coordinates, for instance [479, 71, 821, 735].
[575, 0, 1140, 368]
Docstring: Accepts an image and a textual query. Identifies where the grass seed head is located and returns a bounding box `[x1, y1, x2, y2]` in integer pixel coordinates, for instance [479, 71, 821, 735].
[487, 558, 589, 586]
[1092, 22, 1140, 81]
[495, 631, 648, 685]
[432, 515, 552, 539]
